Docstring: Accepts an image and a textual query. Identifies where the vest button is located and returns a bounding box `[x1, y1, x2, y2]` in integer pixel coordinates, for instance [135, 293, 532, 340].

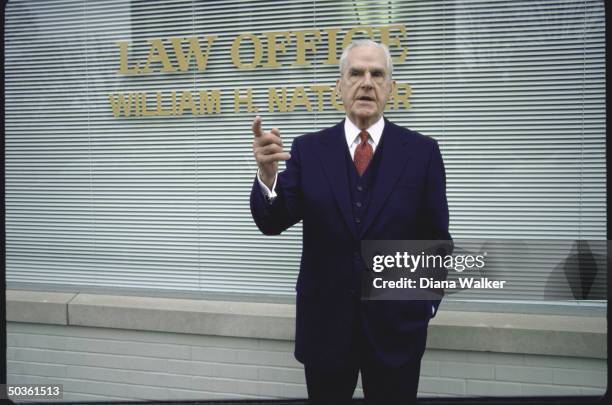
[356, 186, 364, 192]
[355, 202, 362, 208]
[355, 217, 361, 224]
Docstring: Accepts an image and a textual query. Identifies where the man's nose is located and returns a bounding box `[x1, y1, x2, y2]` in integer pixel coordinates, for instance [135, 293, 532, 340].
[360, 72, 373, 89]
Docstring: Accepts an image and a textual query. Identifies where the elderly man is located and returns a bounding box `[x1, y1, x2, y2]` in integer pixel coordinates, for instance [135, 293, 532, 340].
[250, 39, 450, 404]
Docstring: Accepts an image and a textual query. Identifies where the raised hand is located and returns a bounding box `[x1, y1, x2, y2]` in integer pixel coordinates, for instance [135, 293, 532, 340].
[252, 115, 291, 189]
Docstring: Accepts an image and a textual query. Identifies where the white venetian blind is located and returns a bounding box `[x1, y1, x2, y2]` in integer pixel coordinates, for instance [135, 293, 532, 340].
[5, 0, 606, 299]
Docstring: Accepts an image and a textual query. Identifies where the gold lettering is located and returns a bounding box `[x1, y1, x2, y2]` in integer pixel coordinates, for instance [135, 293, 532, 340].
[170, 36, 217, 72]
[108, 93, 134, 117]
[231, 34, 263, 69]
[136, 93, 143, 116]
[288, 86, 312, 112]
[140, 93, 147, 116]
[130, 93, 138, 117]
[268, 87, 288, 112]
[116, 41, 140, 75]
[323, 28, 341, 65]
[263, 31, 291, 68]
[309, 85, 331, 111]
[178, 90, 198, 115]
[142, 92, 158, 116]
[234, 88, 257, 112]
[142, 39, 176, 74]
[199, 90, 222, 114]
[379, 25, 407, 64]
[156, 92, 171, 116]
[331, 87, 345, 111]
[293, 30, 320, 66]
[137, 92, 143, 116]
[391, 82, 411, 110]
[341, 26, 374, 50]
[170, 91, 177, 115]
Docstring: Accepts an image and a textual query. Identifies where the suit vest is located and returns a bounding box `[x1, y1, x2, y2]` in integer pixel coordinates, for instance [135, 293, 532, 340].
[346, 136, 384, 293]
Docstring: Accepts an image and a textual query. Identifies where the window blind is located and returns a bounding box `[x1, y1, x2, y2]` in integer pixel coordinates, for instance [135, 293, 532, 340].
[5, 0, 606, 300]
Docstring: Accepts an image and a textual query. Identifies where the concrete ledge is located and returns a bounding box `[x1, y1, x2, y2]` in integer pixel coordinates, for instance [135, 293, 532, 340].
[427, 311, 607, 359]
[68, 293, 295, 340]
[6, 290, 77, 325]
[6, 290, 607, 359]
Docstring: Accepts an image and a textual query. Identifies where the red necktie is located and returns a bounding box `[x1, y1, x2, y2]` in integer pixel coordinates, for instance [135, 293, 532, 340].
[354, 130, 373, 176]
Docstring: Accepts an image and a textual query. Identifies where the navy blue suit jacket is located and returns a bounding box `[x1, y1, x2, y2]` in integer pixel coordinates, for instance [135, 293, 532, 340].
[250, 118, 451, 368]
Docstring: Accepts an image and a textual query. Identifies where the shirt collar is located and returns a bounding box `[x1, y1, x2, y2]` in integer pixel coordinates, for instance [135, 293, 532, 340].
[344, 115, 385, 147]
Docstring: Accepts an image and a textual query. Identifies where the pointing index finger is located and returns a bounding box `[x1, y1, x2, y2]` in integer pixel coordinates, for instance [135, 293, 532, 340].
[252, 115, 263, 137]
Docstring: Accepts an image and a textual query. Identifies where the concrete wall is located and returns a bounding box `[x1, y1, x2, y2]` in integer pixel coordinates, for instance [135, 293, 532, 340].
[6, 290, 607, 402]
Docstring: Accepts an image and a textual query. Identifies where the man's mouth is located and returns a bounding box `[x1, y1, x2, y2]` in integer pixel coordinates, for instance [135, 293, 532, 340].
[357, 96, 375, 102]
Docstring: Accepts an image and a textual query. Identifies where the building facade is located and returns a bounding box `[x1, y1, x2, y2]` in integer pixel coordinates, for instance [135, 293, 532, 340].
[5, 0, 606, 401]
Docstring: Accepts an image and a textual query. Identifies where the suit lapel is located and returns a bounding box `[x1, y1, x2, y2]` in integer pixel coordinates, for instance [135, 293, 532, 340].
[316, 120, 358, 236]
[359, 119, 413, 239]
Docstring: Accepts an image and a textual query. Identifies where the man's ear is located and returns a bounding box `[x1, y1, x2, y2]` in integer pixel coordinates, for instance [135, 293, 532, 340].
[336, 78, 341, 93]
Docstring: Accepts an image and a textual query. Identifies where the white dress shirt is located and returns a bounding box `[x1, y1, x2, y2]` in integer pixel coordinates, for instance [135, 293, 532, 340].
[344, 115, 384, 159]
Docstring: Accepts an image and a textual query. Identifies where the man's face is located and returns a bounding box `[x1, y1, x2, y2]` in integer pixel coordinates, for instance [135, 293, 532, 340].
[337, 44, 393, 129]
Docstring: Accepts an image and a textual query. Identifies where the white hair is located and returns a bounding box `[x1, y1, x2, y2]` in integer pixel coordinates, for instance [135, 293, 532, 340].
[339, 39, 393, 80]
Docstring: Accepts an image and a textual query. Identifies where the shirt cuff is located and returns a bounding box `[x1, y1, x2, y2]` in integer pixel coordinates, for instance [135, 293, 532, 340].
[257, 169, 278, 201]
[432, 305, 436, 316]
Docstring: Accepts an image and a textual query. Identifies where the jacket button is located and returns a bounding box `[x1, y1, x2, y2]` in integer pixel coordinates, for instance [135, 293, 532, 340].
[355, 202, 362, 208]
[355, 217, 361, 224]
